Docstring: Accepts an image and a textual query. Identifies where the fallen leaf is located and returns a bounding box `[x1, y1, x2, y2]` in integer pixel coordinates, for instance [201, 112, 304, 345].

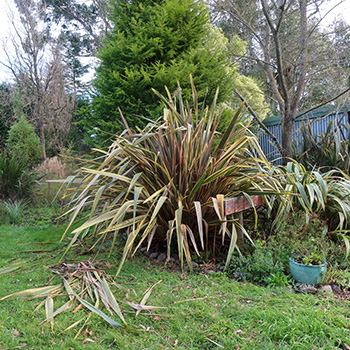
[234, 329, 243, 335]
[72, 303, 83, 314]
[105, 261, 113, 268]
[83, 329, 94, 336]
[82, 338, 95, 344]
[139, 324, 151, 331]
[12, 328, 20, 336]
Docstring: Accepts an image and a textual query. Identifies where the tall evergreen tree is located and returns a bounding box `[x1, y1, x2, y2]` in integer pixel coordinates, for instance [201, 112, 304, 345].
[87, 0, 243, 139]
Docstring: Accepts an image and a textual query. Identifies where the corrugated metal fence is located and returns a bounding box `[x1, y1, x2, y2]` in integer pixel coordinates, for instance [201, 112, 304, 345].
[259, 106, 350, 164]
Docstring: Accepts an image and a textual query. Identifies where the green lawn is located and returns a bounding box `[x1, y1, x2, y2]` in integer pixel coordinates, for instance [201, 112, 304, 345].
[1, 222, 350, 349]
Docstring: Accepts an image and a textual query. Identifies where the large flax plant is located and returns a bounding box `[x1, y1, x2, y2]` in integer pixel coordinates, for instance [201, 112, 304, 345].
[61, 80, 276, 272]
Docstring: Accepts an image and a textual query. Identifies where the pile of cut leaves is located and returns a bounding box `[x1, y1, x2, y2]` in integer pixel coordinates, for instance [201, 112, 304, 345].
[0, 260, 163, 338]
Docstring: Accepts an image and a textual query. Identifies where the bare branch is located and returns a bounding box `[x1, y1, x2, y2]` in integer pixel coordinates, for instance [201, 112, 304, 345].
[234, 89, 283, 155]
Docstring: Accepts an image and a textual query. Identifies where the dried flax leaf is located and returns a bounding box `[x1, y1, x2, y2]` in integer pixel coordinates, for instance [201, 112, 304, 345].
[59, 317, 86, 335]
[63, 279, 76, 301]
[212, 197, 221, 221]
[0, 285, 62, 301]
[166, 220, 175, 262]
[127, 302, 167, 312]
[0, 263, 23, 275]
[216, 194, 227, 244]
[224, 224, 238, 271]
[101, 277, 126, 324]
[41, 299, 74, 325]
[45, 296, 54, 330]
[194, 201, 204, 250]
[185, 225, 199, 256]
[175, 208, 184, 269]
[75, 295, 122, 327]
[74, 314, 93, 340]
[136, 280, 162, 317]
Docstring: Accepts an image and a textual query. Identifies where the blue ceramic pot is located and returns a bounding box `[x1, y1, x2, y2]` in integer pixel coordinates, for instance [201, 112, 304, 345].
[289, 257, 326, 285]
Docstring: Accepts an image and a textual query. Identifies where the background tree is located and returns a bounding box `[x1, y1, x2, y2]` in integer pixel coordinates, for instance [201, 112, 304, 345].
[45, 0, 111, 55]
[0, 83, 15, 149]
[44, 0, 112, 95]
[331, 18, 350, 71]
[211, 0, 350, 163]
[2, 0, 75, 159]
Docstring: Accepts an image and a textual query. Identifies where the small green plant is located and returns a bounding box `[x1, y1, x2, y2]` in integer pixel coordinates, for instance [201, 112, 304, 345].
[2, 199, 29, 224]
[325, 266, 350, 290]
[225, 240, 289, 287]
[291, 252, 324, 266]
[265, 271, 291, 287]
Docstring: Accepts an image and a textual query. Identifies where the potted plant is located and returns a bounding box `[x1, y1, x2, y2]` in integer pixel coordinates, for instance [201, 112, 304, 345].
[289, 252, 326, 285]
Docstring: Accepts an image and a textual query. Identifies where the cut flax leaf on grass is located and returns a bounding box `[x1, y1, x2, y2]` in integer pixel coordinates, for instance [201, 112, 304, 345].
[0, 261, 126, 333]
[58, 76, 284, 272]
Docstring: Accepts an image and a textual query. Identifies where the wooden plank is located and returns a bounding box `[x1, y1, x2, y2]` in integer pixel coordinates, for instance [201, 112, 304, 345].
[224, 195, 264, 215]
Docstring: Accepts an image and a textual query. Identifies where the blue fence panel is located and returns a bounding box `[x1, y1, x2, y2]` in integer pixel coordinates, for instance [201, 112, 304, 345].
[259, 111, 348, 164]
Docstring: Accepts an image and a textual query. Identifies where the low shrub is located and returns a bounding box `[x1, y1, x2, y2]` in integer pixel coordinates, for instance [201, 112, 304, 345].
[225, 212, 344, 287]
[6, 116, 41, 167]
[2, 199, 29, 224]
[225, 239, 290, 287]
[35, 156, 66, 179]
[0, 151, 42, 201]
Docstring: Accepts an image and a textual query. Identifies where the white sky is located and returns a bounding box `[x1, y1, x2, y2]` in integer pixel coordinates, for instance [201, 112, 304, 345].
[0, 0, 19, 83]
[0, 0, 349, 83]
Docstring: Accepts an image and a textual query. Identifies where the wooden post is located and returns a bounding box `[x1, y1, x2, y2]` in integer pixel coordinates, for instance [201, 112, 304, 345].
[224, 195, 264, 245]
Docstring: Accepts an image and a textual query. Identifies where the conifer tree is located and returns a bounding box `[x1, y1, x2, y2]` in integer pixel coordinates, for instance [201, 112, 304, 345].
[88, 0, 241, 138]
[7, 116, 42, 167]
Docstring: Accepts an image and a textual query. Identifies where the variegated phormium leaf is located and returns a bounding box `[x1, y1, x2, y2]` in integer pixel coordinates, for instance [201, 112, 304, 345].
[59, 77, 280, 272]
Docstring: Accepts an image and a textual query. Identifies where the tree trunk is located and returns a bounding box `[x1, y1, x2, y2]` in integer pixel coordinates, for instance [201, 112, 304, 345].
[38, 123, 46, 161]
[281, 111, 294, 165]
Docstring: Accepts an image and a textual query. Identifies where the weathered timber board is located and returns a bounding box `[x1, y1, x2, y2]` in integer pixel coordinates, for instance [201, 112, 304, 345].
[225, 195, 264, 215]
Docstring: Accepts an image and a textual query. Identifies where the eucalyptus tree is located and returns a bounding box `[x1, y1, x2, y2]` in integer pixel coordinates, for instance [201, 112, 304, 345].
[2, 0, 75, 159]
[45, 0, 112, 54]
[211, 0, 350, 163]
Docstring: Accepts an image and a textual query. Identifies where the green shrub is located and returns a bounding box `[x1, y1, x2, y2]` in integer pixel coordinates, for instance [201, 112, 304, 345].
[225, 240, 289, 287]
[225, 212, 339, 287]
[295, 119, 350, 173]
[6, 116, 41, 167]
[0, 151, 42, 201]
[267, 161, 350, 249]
